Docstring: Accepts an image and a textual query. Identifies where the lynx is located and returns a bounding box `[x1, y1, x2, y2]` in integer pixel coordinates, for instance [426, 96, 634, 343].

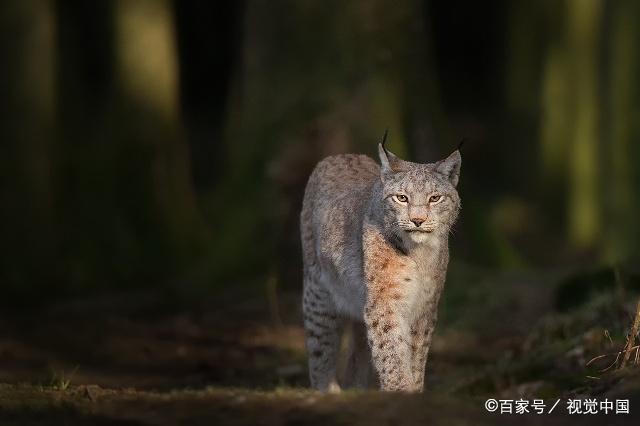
[300, 134, 461, 392]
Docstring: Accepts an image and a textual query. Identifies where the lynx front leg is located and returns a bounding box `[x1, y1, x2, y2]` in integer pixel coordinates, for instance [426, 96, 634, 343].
[410, 314, 436, 391]
[365, 298, 413, 391]
[302, 281, 342, 393]
[362, 228, 416, 391]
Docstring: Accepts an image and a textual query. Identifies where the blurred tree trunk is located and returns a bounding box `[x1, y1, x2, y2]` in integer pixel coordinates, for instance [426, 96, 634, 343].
[113, 0, 210, 282]
[54, 0, 117, 287]
[565, 0, 602, 249]
[538, 2, 571, 215]
[603, 0, 640, 262]
[173, 1, 245, 192]
[401, 0, 447, 163]
[505, 3, 546, 116]
[539, 0, 603, 252]
[0, 1, 56, 290]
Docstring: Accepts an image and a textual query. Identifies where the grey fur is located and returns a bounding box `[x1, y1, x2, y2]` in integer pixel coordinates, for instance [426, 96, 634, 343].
[300, 141, 461, 392]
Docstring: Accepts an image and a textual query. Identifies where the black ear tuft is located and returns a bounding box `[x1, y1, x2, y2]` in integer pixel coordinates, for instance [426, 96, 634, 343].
[381, 129, 389, 151]
[377, 129, 410, 176]
[457, 138, 467, 151]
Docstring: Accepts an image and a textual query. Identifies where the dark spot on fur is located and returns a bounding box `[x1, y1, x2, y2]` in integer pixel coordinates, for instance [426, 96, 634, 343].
[382, 324, 393, 333]
[306, 317, 332, 330]
[404, 277, 411, 282]
[372, 320, 379, 328]
[307, 330, 321, 339]
[381, 258, 390, 270]
[312, 350, 323, 358]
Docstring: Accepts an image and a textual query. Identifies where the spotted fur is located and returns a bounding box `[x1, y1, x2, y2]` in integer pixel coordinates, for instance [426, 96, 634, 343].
[300, 142, 461, 392]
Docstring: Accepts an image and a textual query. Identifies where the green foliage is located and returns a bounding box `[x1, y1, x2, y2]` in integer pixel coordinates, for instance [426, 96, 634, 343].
[49, 367, 78, 391]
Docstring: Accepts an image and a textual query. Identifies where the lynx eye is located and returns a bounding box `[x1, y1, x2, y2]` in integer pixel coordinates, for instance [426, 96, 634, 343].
[393, 194, 409, 204]
[429, 195, 443, 203]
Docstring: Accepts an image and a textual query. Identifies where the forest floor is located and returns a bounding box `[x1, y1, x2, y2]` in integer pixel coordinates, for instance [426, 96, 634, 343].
[1, 265, 640, 425]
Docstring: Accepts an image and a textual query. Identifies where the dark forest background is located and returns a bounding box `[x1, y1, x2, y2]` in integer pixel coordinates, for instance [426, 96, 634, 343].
[2, 1, 640, 424]
[3, 0, 640, 301]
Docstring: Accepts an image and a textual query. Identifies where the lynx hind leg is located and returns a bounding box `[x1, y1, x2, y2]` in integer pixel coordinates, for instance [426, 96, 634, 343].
[343, 321, 373, 389]
[302, 280, 342, 393]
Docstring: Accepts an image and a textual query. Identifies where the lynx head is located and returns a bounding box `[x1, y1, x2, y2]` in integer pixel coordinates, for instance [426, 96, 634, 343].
[377, 140, 461, 244]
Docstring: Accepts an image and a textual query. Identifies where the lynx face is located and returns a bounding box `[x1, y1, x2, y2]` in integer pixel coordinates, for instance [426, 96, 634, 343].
[378, 145, 461, 243]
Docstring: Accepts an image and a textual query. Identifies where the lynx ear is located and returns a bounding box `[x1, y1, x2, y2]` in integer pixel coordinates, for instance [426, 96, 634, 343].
[378, 144, 410, 175]
[435, 150, 461, 187]
[378, 131, 409, 176]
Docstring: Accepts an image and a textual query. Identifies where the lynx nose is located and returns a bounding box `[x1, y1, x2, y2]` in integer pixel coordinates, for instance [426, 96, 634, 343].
[411, 218, 425, 227]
